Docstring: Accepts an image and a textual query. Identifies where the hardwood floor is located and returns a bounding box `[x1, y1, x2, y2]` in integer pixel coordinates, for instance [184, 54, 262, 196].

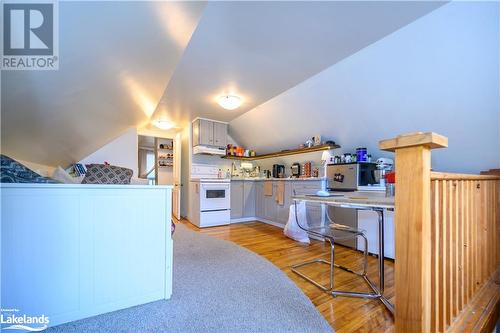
[177, 219, 395, 333]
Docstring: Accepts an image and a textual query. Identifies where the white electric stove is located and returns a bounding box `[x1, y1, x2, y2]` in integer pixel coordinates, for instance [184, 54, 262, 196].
[189, 164, 231, 228]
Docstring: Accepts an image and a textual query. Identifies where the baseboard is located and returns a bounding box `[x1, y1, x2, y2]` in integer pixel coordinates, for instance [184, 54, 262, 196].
[230, 217, 258, 223]
[230, 217, 286, 229]
[255, 218, 285, 229]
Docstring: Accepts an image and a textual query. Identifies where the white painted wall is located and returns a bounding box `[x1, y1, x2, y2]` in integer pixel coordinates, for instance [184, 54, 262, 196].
[180, 126, 192, 218]
[157, 138, 174, 185]
[229, 2, 500, 174]
[1, 1, 206, 167]
[15, 159, 56, 177]
[79, 128, 139, 177]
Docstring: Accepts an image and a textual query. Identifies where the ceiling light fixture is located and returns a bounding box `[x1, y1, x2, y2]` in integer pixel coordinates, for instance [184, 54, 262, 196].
[152, 119, 174, 130]
[218, 95, 242, 110]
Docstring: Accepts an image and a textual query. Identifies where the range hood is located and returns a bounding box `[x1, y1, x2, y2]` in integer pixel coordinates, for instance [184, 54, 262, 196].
[193, 145, 226, 156]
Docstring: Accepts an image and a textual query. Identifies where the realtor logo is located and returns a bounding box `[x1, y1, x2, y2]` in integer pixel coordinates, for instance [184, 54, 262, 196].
[2, 1, 59, 70]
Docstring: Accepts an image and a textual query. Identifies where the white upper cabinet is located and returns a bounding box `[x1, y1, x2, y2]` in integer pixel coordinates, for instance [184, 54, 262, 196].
[213, 122, 228, 148]
[192, 118, 227, 149]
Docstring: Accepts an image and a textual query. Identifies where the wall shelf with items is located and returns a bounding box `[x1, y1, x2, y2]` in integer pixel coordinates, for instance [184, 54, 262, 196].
[156, 138, 175, 180]
[221, 144, 340, 161]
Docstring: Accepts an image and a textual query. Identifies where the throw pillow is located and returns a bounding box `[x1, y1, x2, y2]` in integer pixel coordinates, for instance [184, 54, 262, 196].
[81, 164, 133, 184]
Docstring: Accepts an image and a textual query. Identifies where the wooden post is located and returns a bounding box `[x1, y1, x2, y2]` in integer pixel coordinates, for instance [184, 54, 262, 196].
[379, 132, 448, 333]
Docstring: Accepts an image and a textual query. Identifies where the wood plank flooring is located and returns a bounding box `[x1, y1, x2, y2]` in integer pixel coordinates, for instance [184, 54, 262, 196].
[178, 220, 395, 333]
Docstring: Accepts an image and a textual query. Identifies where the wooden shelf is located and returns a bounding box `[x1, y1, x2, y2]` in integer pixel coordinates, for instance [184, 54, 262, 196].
[221, 144, 340, 161]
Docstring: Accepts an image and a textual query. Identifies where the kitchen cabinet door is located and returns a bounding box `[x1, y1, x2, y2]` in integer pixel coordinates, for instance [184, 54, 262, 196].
[263, 182, 277, 221]
[230, 181, 244, 219]
[292, 181, 325, 227]
[243, 181, 255, 217]
[328, 207, 357, 248]
[192, 119, 201, 146]
[213, 122, 227, 148]
[276, 182, 292, 225]
[199, 119, 214, 146]
[356, 210, 394, 259]
[255, 182, 264, 219]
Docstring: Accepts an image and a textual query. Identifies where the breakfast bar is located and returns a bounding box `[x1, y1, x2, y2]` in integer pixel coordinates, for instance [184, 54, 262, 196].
[292, 191, 395, 313]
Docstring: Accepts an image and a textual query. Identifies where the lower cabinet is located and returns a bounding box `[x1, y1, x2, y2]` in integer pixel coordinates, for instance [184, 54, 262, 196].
[263, 184, 278, 221]
[357, 210, 395, 259]
[255, 180, 324, 227]
[255, 182, 264, 219]
[292, 181, 325, 226]
[230, 181, 244, 219]
[232, 179, 325, 226]
[231, 181, 256, 220]
[276, 183, 292, 225]
[243, 181, 255, 217]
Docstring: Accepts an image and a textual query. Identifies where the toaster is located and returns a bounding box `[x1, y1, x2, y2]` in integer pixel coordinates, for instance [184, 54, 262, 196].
[291, 163, 301, 178]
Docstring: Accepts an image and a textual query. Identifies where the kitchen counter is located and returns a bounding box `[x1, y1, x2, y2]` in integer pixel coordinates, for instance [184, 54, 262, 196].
[292, 191, 394, 210]
[231, 177, 326, 181]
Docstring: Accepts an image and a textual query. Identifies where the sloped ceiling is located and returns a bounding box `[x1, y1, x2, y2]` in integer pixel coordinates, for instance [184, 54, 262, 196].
[1, 1, 443, 167]
[1, 1, 206, 167]
[153, 1, 444, 124]
[228, 2, 500, 173]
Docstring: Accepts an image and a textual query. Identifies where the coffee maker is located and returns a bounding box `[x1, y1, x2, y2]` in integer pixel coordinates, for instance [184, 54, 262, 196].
[272, 164, 285, 178]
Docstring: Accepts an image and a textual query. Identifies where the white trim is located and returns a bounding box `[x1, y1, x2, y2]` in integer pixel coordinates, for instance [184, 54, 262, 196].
[230, 216, 285, 228]
[255, 218, 285, 229]
[230, 217, 258, 223]
[0, 183, 173, 190]
[192, 117, 228, 125]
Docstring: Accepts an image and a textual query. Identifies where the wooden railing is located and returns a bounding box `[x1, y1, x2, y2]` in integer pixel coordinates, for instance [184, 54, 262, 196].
[379, 132, 499, 333]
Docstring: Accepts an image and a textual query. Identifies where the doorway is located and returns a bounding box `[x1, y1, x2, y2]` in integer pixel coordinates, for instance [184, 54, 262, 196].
[138, 134, 181, 220]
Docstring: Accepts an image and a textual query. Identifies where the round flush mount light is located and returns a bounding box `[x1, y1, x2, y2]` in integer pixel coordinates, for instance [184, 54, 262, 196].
[152, 119, 174, 130]
[218, 95, 242, 110]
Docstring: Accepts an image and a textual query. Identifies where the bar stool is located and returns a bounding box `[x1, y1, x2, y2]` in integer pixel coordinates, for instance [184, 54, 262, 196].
[291, 200, 377, 299]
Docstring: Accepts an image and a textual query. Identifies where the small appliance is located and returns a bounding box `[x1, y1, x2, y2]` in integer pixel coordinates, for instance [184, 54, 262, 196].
[272, 164, 285, 178]
[373, 158, 394, 186]
[291, 163, 301, 178]
[326, 162, 377, 191]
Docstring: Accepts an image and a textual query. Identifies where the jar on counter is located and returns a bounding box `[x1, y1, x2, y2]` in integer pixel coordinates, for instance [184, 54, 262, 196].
[356, 148, 368, 162]
[303, 162, 312, 177]
[312, 168, 319, 178]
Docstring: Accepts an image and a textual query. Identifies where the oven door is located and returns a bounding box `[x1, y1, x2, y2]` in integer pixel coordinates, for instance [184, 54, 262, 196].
[200, 183, 231, 212]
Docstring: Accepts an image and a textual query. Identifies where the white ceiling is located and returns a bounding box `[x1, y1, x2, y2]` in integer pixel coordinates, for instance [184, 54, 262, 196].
[227, 1, 499, 174]
[1, 1, 443, 167]
[1, 1, 206, 166]
[154, 1, 444, 125]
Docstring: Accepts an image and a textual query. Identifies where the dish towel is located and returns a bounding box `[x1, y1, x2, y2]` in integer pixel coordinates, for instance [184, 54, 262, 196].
[277, 182, 285, 205]
[264, 181, 273, 196]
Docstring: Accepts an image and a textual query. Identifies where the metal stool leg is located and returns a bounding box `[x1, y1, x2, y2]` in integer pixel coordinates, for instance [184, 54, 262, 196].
[291, 238, 335, 291]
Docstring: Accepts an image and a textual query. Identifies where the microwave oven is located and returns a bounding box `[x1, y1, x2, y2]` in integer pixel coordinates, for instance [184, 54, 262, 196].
[326, 163, 377, 191]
